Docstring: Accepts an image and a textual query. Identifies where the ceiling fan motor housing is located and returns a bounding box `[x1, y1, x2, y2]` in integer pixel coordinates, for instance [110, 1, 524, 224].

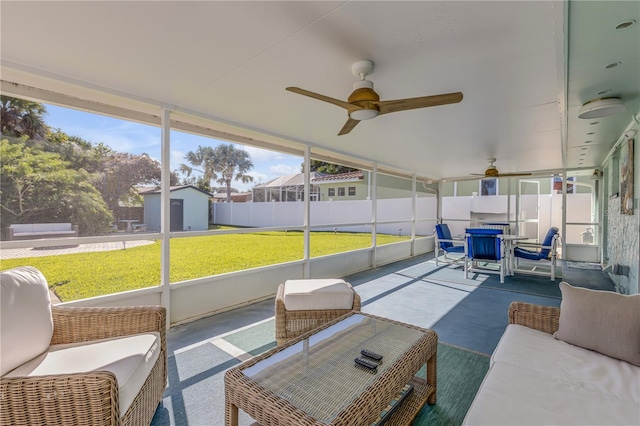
[348, 79, 380, 120]
[348, 87, 380, 105]
[484, 167, 499, 177]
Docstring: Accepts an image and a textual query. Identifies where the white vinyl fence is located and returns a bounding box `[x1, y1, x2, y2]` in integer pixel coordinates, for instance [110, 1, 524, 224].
[212, 197, 438, 236]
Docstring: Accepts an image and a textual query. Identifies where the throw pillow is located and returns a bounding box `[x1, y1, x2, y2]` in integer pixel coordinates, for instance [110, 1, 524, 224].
[554, 281, 640, 366]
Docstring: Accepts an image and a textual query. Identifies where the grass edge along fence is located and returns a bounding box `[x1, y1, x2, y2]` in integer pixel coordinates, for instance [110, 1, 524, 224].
[0, 231, 410, 301]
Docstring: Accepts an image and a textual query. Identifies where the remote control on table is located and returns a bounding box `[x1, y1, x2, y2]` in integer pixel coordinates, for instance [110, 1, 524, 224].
[354, 357, 378, 371]
[361, 349, 383, 361]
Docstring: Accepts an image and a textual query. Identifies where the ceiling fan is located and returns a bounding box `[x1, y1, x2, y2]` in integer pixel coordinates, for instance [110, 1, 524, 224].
[286, 60, 463, 135]
[472, 158, 532, 178]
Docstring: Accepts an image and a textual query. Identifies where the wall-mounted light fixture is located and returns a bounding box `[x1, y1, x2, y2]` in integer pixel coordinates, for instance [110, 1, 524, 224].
[578, 97, 626, 119]
[590, 169, 603, 180]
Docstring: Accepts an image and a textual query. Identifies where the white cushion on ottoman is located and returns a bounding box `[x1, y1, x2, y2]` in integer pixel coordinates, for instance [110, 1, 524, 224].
[283, 279, 354, 310]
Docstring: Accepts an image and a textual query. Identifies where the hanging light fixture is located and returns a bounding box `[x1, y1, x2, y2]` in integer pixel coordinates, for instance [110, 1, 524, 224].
[578, 98, 626, 119]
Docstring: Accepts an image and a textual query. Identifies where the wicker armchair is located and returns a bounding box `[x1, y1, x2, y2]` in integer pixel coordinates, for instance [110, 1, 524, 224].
[275, 281, 361, 346]
[1, 267, 166, 426]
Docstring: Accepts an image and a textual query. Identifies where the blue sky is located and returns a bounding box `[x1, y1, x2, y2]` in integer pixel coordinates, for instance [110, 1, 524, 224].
[43, 104, 303, 192]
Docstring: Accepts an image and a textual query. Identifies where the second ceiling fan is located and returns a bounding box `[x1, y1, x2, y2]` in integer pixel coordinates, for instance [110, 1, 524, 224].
[286, 60, 463, 135]
[472, 158, 532, 178]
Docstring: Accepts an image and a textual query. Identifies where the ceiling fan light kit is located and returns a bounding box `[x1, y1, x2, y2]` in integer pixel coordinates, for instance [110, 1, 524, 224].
[350, 109, 378, 120]
[578, 97, 626, 119]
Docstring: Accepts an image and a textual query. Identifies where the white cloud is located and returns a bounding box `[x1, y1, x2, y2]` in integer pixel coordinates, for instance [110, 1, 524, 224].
[170, 149, 187, 172]
[246, 171, 269, 185]
[270, 163, 299, 176]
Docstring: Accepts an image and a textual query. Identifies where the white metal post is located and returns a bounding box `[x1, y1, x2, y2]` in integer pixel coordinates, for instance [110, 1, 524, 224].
[561, 171, 567, 258]
[303, 146, 311, 277]
[160, 107, 171, 328]
[371, 163, 378, 268]
[411, 174, 416, 256]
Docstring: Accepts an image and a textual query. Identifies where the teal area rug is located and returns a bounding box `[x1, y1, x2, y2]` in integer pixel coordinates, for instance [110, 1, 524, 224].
[398, 261, 562, 298]
[220, 320, 490, 425]
[413, 343, 489, 425]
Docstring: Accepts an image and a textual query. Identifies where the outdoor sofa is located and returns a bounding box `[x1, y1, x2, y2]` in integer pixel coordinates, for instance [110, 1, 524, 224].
[7, 223, 79, 240]
[0, 266, 167, 426]
[464, 282, 640, 425]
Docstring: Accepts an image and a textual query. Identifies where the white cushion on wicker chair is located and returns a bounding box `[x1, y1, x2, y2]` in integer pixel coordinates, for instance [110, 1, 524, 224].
[0, 266, 53, 376]
[4, 332, 161, 415]
[283, 279, 354, 310]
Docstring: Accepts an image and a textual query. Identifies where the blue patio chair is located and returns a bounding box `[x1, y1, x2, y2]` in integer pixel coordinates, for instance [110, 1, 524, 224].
[513, 227, 560, 280]
[464, 228, 505, 283]
[434, 223, 465, 266]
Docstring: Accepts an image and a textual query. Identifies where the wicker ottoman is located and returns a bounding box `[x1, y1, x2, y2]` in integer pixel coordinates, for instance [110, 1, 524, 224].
[275, 279, 361, 345]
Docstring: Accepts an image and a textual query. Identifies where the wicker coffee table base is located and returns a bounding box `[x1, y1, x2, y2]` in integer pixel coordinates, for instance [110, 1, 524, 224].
[248, 376, 433, 426]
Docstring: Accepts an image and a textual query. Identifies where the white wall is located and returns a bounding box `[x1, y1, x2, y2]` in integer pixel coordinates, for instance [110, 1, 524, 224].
[441, 193, 592, 244]
[145, 188, 209, 232]
[181, 189, 210, 231]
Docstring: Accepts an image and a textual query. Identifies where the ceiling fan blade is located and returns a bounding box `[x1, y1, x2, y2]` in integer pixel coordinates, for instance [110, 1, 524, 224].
[498, 173, 533, 177]
[286, 87, 356, 110]
[338, 118, 360, 135]
[377, 92, 463, 115]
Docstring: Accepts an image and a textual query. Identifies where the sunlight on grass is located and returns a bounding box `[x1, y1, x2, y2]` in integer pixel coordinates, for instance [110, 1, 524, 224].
[1, 231, 409, 301]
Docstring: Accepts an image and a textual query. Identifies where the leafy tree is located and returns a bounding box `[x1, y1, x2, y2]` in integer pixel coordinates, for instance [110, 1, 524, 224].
[181, 144, 253, 202]
[179, 174, 212, 194]
[302, 160, 359, 174]
[31, 128, 103, 173]
[0, 95, 48, 140]
[212, 186, 239, 194]
[94, 152, 175, 217]
[0, 138, 113, 236]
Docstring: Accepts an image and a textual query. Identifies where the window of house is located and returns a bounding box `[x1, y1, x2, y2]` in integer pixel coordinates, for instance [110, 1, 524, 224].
[348, 186, 356, 196]
[328, 188, 335, 197]
[552, 176, 576, 194]
[338, 187, 345, 196]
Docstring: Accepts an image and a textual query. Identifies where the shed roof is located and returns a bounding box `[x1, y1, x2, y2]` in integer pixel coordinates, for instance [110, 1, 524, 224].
[139, 185, 213, 197]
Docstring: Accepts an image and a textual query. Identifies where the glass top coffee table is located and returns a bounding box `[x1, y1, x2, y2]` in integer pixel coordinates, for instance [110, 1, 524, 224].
[224, 311, 437, 425]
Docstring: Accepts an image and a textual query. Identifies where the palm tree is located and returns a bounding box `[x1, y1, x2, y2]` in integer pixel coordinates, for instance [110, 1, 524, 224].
[180, 145, 218, 187]
[180, 144, 253, 201]
[0, 96, 48, 140]
[212, 144, 254, 202]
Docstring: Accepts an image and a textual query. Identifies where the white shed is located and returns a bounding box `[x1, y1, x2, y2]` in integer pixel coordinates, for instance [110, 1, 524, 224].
[141, 185, 212, 232]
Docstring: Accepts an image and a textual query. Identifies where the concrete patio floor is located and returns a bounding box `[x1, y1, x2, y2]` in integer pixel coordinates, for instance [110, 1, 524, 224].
[153, 253, 613, 425]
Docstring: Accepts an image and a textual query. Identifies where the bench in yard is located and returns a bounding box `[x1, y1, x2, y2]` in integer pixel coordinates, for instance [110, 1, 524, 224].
[7, 223, 79, 240]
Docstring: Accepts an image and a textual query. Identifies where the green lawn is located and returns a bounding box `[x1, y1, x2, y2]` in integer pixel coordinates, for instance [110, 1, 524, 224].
[0, 231, 409, 301]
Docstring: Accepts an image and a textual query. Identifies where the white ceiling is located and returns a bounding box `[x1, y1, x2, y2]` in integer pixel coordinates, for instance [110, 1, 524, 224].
[1, 1, 638, 181]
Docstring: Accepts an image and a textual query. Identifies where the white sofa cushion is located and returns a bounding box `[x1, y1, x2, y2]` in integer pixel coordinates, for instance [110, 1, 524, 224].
[4, 332, 161, 415]
[493, 324, 640, 405]
[283, 279, 354, 310]
[0, 266, 53, 376]
[464, 361, 640, 426]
